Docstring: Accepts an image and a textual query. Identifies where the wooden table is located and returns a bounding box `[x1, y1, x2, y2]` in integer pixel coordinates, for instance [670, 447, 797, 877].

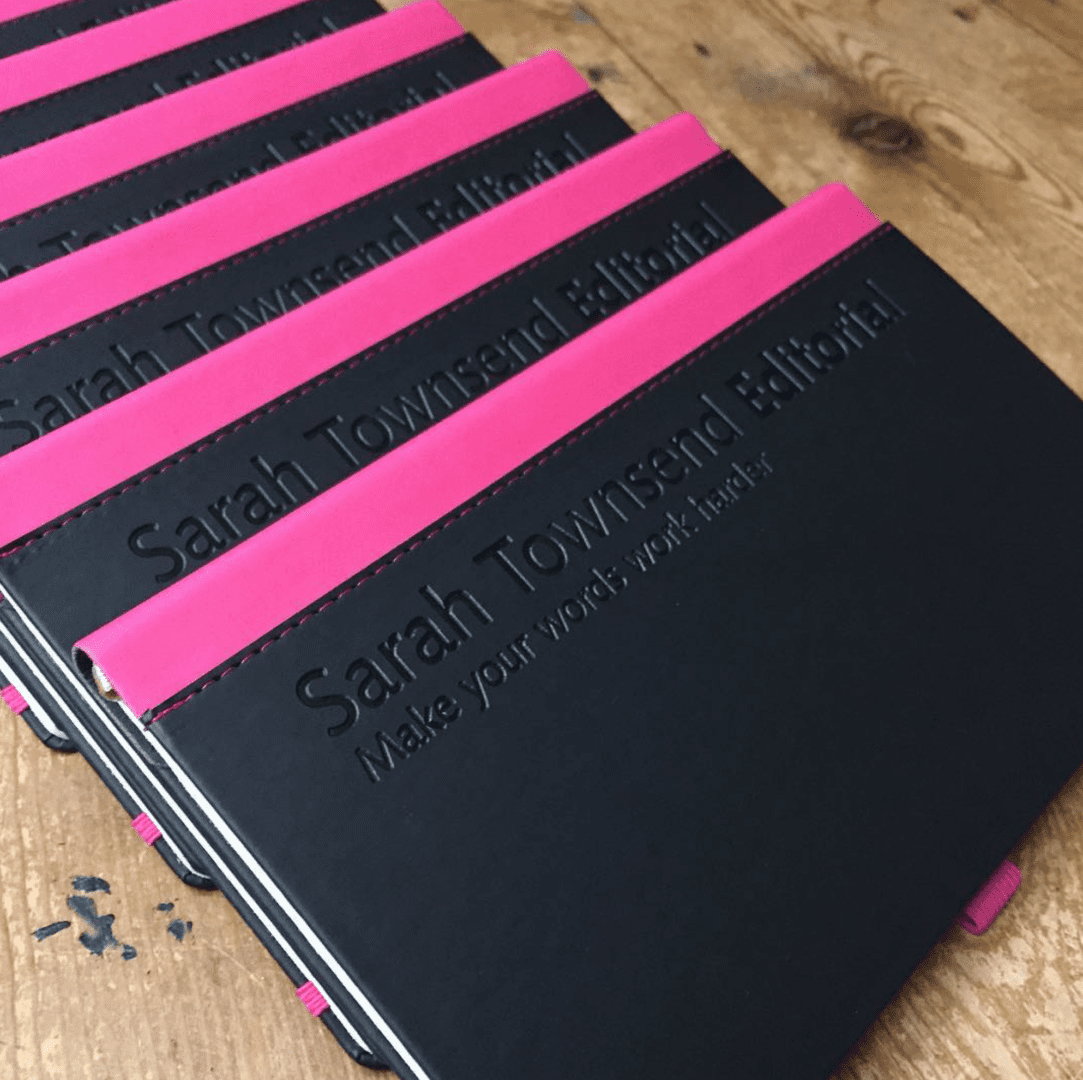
[4, 1, 1083, 1077]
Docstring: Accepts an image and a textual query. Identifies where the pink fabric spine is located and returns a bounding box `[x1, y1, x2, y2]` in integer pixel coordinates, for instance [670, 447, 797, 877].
[131, 812, 162, 845]
[0, 0, 322, 112]
[1, 683, 29, 714]
[0, 1, 462, 222]
[0, 112, 718, 551]
[295, 981, 330, 1016]
[0, 50, 586, 359]
[957, 860, 1021, 934]
[76, 185, 881, 717]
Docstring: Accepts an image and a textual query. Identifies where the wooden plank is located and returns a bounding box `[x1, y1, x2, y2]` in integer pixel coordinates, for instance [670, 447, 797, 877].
[991, 0, 1083, 64]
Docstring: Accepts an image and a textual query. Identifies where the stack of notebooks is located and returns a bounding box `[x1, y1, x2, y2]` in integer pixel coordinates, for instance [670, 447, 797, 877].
[2, 2, 1082, 1077]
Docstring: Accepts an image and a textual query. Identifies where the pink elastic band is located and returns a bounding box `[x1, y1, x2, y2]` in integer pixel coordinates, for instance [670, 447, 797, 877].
[957, 860, 1021, 935]
[1, 683, 29, 714]
[131, 812, 162, 846]
[295, 981, 330, 1016]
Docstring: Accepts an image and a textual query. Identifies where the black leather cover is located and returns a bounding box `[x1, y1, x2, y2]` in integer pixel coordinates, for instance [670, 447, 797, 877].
[0, 0, 175, 60]
[0, 91, 629, 458]
[0, 0, 382, 156]
[148, 227, 1083, 1080]
[0, 35, 500, 275]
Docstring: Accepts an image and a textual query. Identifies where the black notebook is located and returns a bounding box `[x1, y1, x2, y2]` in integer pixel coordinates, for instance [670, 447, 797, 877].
[68, 184, 1083, 1078]
[0, 122, 784, 1057]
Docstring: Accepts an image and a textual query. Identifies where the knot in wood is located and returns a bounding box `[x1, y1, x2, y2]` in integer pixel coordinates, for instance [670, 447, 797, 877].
[845, 113, 918, 154]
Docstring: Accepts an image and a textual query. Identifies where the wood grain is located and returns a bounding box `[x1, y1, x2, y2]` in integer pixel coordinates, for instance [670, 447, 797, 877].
[5, 1, 1083, 1078]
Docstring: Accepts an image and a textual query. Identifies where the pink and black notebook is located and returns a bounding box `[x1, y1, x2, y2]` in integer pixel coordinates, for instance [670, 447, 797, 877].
[0, 1, 496, 277]
[0, 0, 382, 155]
[66, 184, 1083, 1079]
[0, 116, 781, 883]
[0, 116, 786, 1062]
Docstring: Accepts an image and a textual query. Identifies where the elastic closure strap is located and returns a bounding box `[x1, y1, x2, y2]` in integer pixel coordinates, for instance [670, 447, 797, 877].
[957, 860, 1021, 935]
[131, 812, 163, 846]
[296, 980, 330, 1016]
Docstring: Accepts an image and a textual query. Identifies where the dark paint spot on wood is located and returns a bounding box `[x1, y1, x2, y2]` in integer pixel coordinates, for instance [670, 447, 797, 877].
[953, 5, 978, 21]
[157, 902, 174, 912]
[71, 875, 110, 893]
[845, 113, 920, 154]
[571, 4, 595, 23]
[122, 944, 138, 961]
[67, 895, 119, 956]
[33, 921, 71, 941]
[694, 41, 710, 57]
[167, 918, 192, 941]
[587, 66, 604, 83]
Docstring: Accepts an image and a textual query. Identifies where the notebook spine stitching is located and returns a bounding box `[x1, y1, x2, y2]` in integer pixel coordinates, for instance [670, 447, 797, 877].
[0, 151, 731, 559]
[150, 221, 894, 721]
[0, 90, 598, 370]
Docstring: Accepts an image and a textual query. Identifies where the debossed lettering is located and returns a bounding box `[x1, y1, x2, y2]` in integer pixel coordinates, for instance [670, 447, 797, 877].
[557, 201, 734, 324]
[125, 456, 312, 582]
[352, 691, 461, 782]
[725, 279, 906, 419]
[295, 585, 490, 742]
[417, 131, 589, 233]
[474, 394, 745, 594]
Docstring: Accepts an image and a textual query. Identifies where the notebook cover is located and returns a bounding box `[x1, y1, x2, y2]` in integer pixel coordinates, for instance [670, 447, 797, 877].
[0, 54, 617, 466]
[0, 126, 779, 1051]
[0, 1, 480, 268]
[80, 187, 1083, 1080]
[0, 114, 730, 864]
[0, 0, 382, 155]
[0, 0, 177, 61]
